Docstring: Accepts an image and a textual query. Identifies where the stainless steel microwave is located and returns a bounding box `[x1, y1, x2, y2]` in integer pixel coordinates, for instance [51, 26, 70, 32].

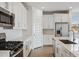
[0, 7, 15, 27]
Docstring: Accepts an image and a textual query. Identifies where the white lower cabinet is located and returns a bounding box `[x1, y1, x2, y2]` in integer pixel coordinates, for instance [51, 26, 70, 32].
[8, 2, 27, 30]
[55, 42, 62, 57]
[55, 41, 75, 57]
[62, 48, 71, 57]
[23, 39, 32, 57]
[70, 54, 76, 57]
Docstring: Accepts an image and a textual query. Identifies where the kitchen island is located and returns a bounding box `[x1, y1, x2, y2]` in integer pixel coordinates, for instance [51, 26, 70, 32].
[53, 37, 79, 57]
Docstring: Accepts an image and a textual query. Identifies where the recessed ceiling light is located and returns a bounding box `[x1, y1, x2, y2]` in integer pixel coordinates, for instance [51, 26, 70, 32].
[69, 7, 72, 9]
[41, 6, 45, 10]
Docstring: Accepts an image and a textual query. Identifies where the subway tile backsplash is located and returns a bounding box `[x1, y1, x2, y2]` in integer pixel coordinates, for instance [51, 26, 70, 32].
[43, 29, 55, 35]
[0, 33, 6, 39]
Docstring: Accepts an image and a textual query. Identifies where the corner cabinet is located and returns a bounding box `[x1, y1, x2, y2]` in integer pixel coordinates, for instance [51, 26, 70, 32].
[8, 2, 27, 30]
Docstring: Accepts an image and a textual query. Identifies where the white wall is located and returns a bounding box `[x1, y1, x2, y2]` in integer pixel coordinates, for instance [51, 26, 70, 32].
[31, 7, 43, 49]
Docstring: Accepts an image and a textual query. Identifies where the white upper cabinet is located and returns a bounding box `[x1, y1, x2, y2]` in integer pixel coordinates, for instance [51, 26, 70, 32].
[0, 2, 27, 29]
[54, 14, 62, 22]
[8, 3, 14, 13]
[54, 13, 69, 22]
[43, 13, 69, 29]
[0, 2, 6, 9]
[43, 15, 54, 29]
[43, 15, 49, 29]
[61, 14, 69, 22]
[8, 2, 27, 29]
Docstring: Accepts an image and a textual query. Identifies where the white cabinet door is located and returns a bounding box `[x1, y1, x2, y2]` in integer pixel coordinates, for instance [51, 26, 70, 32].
[48, 15, 54, 29]
[61, 47, 71, 57]
[70, 54, 76, 57]
[22, 7, 27, 29]
[55, 42, 62, 57]
[12, 2, 20, 29]
[54, 14, 62, 22]
[0, 2, 6, 9]
[23, 39, 32, 57]
[8, 3, 14, 13]
[43, 15, 54, 29]
[54, 40, 75, 57]
[55, 45, 61, 57]
[16, 3, 27, 29]
[62, 14, 69, 22]
[43, 15, 49, 29]
[54, 13, 69, 22]
[8, 2, 27, 29]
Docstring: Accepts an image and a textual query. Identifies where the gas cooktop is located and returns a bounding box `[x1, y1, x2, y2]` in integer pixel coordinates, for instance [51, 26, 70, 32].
[0, 41, 23, 50]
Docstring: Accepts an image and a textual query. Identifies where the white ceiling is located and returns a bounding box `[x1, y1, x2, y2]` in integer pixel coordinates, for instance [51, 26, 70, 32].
[26, 2, 79, 12]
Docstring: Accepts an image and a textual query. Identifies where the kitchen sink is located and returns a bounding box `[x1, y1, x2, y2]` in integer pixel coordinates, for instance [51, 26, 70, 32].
[60, 40, 77, 44]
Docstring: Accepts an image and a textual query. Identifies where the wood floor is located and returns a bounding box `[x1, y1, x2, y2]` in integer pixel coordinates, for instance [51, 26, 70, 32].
[28, 46, 53, 57]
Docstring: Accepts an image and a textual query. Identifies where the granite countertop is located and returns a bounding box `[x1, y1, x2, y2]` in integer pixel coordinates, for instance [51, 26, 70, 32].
[53, 37, 79, 57]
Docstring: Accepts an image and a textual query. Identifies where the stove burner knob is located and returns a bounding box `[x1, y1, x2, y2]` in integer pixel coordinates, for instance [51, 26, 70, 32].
[10, 51, 14, 55]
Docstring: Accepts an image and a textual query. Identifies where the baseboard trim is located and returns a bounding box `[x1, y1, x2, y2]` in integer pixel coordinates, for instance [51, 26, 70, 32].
[31, 45, 53, 50]
[43, 45, 53, 47]
[32, 46, 43, 50]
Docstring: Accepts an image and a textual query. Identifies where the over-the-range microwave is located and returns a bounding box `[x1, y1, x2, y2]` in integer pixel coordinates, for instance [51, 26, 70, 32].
[0, 7, 15, 27]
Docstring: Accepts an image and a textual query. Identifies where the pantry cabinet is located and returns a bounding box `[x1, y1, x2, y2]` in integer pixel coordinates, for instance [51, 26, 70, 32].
[8, 2, 27, 29]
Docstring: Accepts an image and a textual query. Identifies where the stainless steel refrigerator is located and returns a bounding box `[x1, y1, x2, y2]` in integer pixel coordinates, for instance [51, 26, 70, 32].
[55, 22, 69, 37]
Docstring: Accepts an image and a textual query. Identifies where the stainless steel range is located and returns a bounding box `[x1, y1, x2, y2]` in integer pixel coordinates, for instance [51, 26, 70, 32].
[0, 33, 23, 57]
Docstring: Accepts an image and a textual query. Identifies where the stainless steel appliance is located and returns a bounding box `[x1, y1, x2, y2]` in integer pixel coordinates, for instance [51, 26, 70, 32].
[55, 22, 69, 37]
[0, 33, 23, 57]
[0, 7, 15, 27]
[0, 41, 23, 57]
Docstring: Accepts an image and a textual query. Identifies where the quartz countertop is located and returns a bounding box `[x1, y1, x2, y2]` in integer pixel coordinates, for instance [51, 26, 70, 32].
[53, 37, 79, 57]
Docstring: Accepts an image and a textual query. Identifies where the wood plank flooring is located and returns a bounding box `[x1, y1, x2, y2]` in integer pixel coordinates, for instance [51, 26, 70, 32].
[28, 46, 53, 57]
